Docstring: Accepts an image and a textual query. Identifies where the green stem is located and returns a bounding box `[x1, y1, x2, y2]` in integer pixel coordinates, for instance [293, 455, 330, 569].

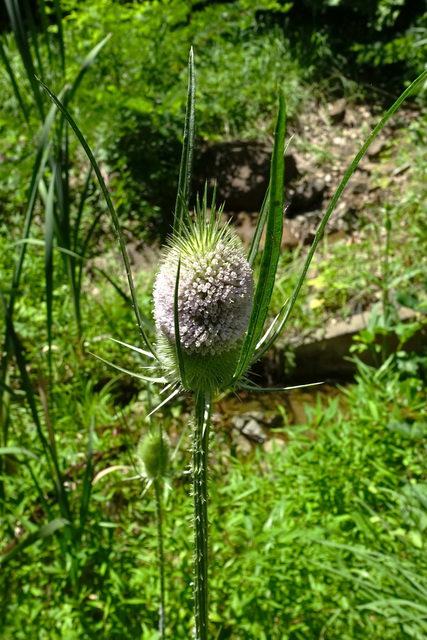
[193, 390, 212, 640]
[154, 479, 166, 640]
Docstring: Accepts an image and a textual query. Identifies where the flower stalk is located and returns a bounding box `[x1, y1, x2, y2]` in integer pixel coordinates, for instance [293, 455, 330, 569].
[137, 429, 171, 638]
[154, 479, 166, 640]
[192, 390, 212, 640]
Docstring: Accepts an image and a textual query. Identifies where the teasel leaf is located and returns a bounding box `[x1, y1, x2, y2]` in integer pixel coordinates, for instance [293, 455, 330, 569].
[174, 47, 195, 235]
[231, 90, 286, 384]
[247, 136, 294, 268]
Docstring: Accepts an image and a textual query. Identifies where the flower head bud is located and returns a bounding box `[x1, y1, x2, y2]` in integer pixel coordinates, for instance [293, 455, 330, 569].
[153, 217, 254, 393]
[137, 430, 171, 480]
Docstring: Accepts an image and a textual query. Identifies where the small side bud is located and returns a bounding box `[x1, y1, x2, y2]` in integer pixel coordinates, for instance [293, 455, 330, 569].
[137, 431, 171, 480]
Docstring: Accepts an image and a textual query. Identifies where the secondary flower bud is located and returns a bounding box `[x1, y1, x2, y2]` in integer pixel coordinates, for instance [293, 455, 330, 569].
[137, 431, 171, 480]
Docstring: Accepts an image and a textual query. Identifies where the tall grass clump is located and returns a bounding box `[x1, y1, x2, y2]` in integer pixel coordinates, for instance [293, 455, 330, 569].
[0, 2, 112, 627]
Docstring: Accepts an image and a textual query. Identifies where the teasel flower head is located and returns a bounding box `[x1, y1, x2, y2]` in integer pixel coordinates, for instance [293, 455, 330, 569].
[137, 430, 171, 481]
[153, 203, 254, 395]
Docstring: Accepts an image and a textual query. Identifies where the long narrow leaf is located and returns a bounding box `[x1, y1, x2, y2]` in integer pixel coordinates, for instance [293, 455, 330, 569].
[247, 138, 294, 268]
[247, 186, 269, 269]
[9, 86, 66, 313]
[0, 446, 40, 461]
[45, 166, 56, 375]
[0, 518, 69, 566]
[79, 416, 94, 532]
[239, 381, 323, 392]
[231, 91, 286, 384]
[68, 33, 112, 104]
[37, 79, 158, 359]
[73, 164, 93, 251]
[0, 288, 71, 522]
[5, 0, 45, 118]
[52, 0, 65, 75]
[9, 238, 83, 259]
[174, 258, 188, 388]
[37, 0, 52, 67]
[22, 0, 44, 80]
[173, 48, 195, 235]
[0, 38, 29, 122]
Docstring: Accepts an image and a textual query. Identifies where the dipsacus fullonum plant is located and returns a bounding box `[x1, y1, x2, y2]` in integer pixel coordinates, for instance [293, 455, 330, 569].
[39, 49, 427, 640]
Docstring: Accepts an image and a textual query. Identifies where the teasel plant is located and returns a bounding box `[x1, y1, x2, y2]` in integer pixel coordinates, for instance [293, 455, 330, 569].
[38, 49, 427, 639]
[137, 427, 172, 640]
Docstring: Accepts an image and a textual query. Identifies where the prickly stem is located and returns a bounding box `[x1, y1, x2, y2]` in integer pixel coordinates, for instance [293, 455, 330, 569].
[193, 390, 211, 640]
[154, 479, 166, 639]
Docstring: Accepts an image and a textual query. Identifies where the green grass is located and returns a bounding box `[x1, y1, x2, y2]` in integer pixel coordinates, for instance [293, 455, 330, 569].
[1, 2, 426, 637]
[1, 352, 426, 639]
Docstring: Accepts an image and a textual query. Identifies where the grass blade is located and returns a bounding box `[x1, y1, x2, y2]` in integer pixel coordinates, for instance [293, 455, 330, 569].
[231, 91, 286, 384]
[0, 38, 29, 122]
[5, 0, 45, 118]
[22, 0, 44, 80]
[0, 446, 40, 461]
[45, 166, 56, 375]
[0, 288, 71, 522]
[0, 518, 69, 566]
[173, 47, 195, 235]
[79, 416, 94, 533]
[73, 164, 93, 252]
[68, 33, 112, 104]
[52, 0, 65, 75]
[37, 79, 158, 359]
[239, 381, 323, 392]
[9, 87, 66, 314]
[37, 0, 53, 67]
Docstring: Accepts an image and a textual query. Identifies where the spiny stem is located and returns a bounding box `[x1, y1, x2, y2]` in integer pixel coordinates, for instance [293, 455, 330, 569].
[154, 479, 166, 640]
[193, 390, 212, 640]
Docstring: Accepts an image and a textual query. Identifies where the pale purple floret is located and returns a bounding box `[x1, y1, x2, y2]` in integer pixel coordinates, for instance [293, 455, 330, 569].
[153, 242, 254, 356]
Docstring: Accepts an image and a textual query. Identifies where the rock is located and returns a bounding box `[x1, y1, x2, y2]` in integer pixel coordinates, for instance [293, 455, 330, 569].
[367, 138, 388, 159]
[242, 419, 267, 443]
[346, 172, 369, 195]
[234, 212, 299, 251]
[328, 99, 346, 124]
[231, 415, 246, 431]
[234, 435, 253, 456]
[287, 177, 326, 216]
[193, 141, 299, 213]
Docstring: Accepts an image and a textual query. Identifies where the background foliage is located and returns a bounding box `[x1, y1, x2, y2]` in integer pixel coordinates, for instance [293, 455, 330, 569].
[0, 0, 426, 638]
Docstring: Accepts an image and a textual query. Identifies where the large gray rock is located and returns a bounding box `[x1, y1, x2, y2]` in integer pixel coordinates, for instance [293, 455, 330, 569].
[193, 141, 299, 213]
